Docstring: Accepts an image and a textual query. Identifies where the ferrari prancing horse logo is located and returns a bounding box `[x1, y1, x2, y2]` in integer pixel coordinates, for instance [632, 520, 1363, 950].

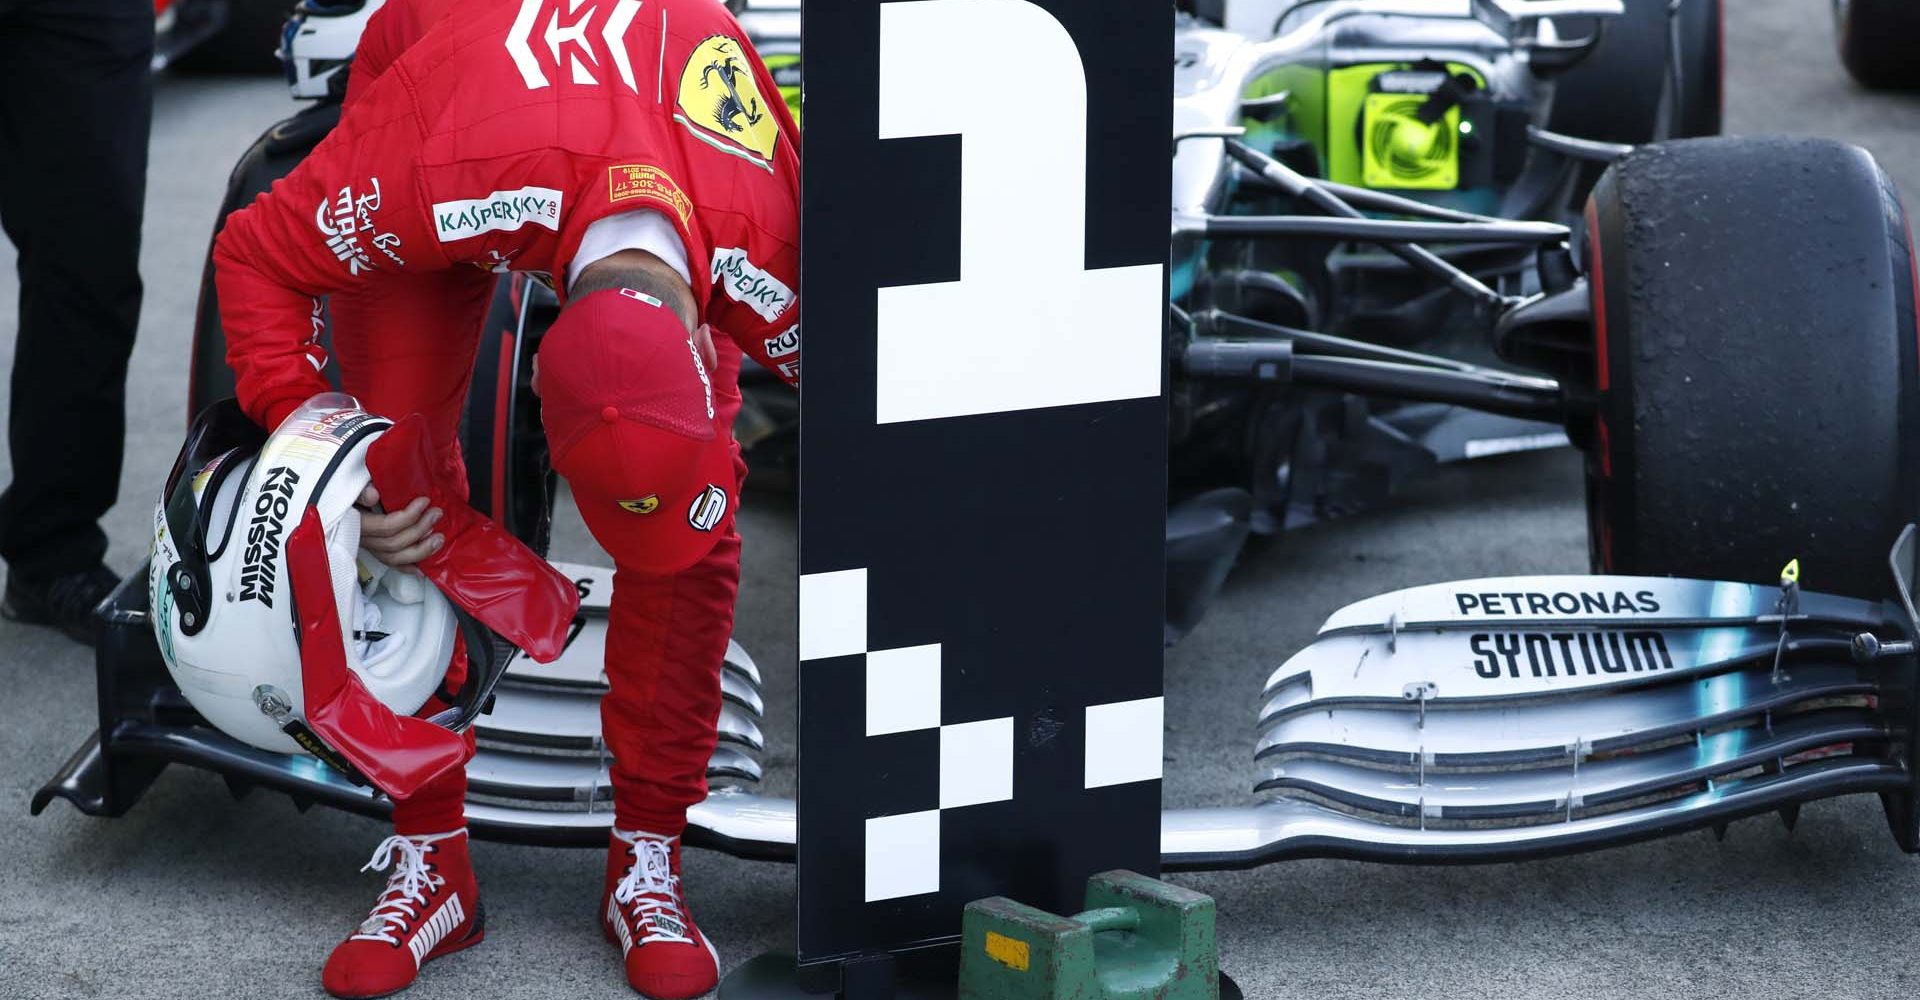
[676, 35, 779, 169]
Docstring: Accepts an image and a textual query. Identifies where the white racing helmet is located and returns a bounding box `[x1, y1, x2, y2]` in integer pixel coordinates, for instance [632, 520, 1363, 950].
[150, 395, 458, 762]
[279, 0, 387, 100]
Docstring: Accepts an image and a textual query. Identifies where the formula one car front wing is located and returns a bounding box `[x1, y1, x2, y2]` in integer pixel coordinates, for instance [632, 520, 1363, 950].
[1163, 533, 1920, 868]
[32, 562, 790, 857]
[36, 532, 1920, 870]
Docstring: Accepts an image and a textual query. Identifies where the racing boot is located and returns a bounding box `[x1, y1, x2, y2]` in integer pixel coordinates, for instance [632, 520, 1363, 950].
[322, 830, 484, 999]
[601, 829, 719, 999]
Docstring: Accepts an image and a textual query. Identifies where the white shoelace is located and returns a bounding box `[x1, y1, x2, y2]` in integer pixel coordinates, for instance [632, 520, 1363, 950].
[350, 835, 446, 945]
[612, 836, 692, 945]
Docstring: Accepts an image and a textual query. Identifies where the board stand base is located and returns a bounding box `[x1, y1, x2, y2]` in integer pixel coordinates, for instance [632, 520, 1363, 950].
[719, 952, 953, 1000]
[719, 951, 1242, 1000]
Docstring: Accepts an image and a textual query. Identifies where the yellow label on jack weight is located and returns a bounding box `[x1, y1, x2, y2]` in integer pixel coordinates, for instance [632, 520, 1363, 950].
[984, 931, 1030, 972]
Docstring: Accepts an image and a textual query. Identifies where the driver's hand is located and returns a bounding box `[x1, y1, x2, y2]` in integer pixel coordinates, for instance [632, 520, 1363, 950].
[356, 485, 444, 566]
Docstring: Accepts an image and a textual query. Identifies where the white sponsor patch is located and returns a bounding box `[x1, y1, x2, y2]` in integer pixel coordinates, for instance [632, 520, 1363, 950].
[431, 186, 563, 242]
[763, 325, 799, 359]
[688, 485, 729, 532]
[710, 247, 794, 322]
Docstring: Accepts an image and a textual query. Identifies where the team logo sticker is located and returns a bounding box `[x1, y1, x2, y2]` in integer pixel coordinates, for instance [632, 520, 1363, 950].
[609, 164, 694, 224]
[299, 409, 377, 443]
[504, 0, 644, 93]
[675, 35, 778, 169]
[471, 248, 523, 274]
[314, 177, 403, 277]
[688, 485, 729, 532]
[619, 496, 660, 515]
[431, 186, 562, 242]
[152, 575, 177, 666]
[238, 466, 301, 607]
[711, 247, 794, 322]
[763, 325, 798, 359]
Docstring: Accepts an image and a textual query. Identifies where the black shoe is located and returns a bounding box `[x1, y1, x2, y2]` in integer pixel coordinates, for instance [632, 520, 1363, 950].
[2, 565, 121, 647]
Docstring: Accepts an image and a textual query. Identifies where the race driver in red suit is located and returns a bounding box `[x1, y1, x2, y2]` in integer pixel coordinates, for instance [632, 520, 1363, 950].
[211, 1, 798, 996]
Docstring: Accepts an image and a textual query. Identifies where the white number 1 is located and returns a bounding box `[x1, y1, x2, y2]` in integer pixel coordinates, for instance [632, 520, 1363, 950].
[875, 0, 1164, 425]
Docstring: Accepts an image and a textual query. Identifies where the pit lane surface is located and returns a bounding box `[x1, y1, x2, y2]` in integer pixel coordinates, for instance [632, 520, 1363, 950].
[4, 6, 1920, 998]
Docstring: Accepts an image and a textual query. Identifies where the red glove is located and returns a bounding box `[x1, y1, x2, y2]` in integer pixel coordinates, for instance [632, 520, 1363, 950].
[364, 413, 579, 662]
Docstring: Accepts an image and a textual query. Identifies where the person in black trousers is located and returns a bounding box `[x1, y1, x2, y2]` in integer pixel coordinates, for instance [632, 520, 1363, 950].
[0, 0, 152, 644]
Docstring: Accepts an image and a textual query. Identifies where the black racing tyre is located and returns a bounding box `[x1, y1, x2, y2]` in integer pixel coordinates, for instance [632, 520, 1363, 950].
[459, 275, 558, 551]
[175, 0, 290, 74]
[1672, 0, 1723, 138]
[1583, 137, 1920, 598]
[1836, 0, 1920, 91]
[1550, 0, 1722, 144]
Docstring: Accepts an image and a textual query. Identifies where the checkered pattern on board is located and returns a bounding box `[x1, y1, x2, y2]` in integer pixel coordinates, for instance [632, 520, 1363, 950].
[800, 567, 1163, 903]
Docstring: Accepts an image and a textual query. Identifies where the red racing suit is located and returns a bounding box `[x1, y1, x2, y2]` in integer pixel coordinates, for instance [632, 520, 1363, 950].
[213, 0, 799, 836]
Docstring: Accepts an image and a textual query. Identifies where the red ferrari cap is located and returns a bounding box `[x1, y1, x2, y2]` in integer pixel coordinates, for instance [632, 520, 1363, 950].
[539, 288, 734, 575]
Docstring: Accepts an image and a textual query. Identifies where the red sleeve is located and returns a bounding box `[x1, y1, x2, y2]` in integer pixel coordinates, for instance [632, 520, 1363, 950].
[213, 63, 451, 429]
[324, 0, 495, 441]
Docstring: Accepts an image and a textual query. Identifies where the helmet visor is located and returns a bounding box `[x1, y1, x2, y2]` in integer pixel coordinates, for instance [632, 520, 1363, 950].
[160, 400, 269, 633]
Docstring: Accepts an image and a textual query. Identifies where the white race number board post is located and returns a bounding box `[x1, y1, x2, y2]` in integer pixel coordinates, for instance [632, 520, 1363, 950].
[793, 0, 1170, 988]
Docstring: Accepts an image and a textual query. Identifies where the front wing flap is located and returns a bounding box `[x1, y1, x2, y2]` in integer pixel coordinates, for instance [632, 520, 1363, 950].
[31, 564, 789, 856]
[1165, 570, 1920, 868]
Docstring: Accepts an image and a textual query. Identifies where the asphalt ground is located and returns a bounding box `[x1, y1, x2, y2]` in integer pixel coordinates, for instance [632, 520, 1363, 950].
[5, 4, 1920, 999]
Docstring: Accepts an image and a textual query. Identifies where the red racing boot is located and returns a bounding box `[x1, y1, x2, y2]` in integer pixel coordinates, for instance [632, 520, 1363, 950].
[601, 829, 719, 998]
[322, 830, 485, 999]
